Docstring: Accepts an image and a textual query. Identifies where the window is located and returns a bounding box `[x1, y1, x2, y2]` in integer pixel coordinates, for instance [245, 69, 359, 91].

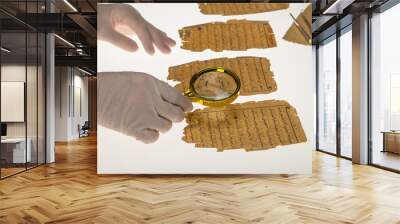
[317, 36, 337, 154]
[316, 25, 353, 159]
[0, 1, 47, 179]
[370, 3, 400, 171]
[390, 74, 400, 130]
[339, 29, 352, 158]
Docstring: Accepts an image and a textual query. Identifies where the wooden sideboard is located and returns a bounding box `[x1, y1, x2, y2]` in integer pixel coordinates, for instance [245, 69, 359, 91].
[382, 131, 400, 154]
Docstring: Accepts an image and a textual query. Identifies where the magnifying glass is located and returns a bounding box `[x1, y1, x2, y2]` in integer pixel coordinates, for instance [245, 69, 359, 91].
[184, 67, 241, 107]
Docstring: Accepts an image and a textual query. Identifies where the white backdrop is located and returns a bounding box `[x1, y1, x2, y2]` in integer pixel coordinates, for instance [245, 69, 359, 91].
[97, 3, 314, 174]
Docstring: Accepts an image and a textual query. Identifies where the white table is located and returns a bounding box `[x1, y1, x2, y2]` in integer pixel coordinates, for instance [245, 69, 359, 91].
[1, 138, 31, 163]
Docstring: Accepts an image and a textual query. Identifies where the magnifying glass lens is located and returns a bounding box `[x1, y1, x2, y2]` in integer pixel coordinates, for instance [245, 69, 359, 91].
[193, 71, 238, 100]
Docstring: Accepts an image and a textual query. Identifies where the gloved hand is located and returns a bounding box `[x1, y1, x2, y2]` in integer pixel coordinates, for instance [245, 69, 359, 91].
[98, 4, 176, 54]
[98, 72, 193, 143]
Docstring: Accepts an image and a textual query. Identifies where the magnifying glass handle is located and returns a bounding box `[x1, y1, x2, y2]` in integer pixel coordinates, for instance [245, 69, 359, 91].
[184, 90, 201, 104]
[184, 89, 207, 106]
[184, 90, 195, 98]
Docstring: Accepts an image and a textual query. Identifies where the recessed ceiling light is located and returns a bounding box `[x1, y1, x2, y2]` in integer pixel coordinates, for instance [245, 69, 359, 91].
[1, 47, 11, 53]
[77, 67, 93, 76]
[54, 34, 75, 48]
[323, 0, 355, 15]
[63, 0, 78, 12]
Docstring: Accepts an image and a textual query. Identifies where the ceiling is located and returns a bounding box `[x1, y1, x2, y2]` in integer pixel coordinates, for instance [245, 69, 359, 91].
[1, 32, 45, 63]
[0, 0, 97, 73]
[311, 0, 391, 43]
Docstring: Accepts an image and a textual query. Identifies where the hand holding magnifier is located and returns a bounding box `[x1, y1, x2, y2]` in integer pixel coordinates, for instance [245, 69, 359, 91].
[184, 68, 241, 107]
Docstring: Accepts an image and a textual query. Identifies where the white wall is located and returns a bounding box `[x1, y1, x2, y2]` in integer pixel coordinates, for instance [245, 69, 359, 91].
[71, 73, 89, 138]
[54, 67, 89, 141]
[55, 67, 69, 141]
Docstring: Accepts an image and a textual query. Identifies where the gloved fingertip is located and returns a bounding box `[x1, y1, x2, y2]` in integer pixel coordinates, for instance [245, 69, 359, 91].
[161, 47, 171, 54]
[166, 37, 176, 47]
[172, 114, 185, 123]
[147, 49, 155, 55]
[126, 44, 139, 52]
[176, 116, 185, 122]
[183, 102, 193, 112]
[159, 121, 173, 133]
[140, 137, 158, 144]
[137, 129, 159, 144]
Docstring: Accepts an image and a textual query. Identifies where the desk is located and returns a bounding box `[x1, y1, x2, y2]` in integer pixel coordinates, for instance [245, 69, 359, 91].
[382, 131, 400, 154]
[1, 138, 31, 163]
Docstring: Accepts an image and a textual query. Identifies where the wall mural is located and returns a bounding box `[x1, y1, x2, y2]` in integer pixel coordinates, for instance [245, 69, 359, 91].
[97, 3, 313, 174]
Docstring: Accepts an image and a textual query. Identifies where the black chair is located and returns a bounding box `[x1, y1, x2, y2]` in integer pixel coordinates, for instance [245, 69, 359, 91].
[79, 121, 90, 138]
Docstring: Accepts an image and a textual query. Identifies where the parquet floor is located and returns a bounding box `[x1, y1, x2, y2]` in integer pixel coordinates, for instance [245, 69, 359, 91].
[0, 167, 26, 178]
[1, 135, 400, 224]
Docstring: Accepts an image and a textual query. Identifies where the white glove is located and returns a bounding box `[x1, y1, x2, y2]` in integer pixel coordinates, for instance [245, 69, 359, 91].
[98, 4, 176, 54]
[98, 72, 193, 143]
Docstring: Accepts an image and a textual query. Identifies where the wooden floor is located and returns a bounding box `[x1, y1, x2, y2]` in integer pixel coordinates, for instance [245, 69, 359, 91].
[373, 151, 400, 171]
[0, 167, 26, 178]
[1, 136, 400, 224]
